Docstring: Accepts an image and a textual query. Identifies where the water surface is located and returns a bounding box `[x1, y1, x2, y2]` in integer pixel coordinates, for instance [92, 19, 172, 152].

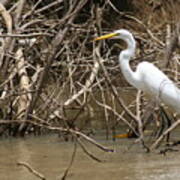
[0, 134, 180, 180]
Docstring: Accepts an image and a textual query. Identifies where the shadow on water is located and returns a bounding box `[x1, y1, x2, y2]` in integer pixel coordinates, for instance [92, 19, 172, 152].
[1, 134, 180, 180]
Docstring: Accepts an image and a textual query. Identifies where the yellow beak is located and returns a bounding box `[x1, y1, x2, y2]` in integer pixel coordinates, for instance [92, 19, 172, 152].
[94, 32, 118, 41]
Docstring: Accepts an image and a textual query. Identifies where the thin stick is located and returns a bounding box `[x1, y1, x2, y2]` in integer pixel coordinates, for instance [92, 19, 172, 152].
[77, 138, 103, 163]
[150, 119, 180, 150]
[17, 161, 46, 180]
[94, 47, 139, 123]
[0, 119, 114, 153]
[61, 140, 77, 180]
[0, 33, 51, 38]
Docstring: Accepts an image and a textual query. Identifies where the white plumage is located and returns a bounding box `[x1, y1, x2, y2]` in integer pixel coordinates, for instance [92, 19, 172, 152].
[95, 29, 180, 113]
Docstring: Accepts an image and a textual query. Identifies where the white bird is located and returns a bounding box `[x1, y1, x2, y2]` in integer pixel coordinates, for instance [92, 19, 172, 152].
[95, 29, 180, 113]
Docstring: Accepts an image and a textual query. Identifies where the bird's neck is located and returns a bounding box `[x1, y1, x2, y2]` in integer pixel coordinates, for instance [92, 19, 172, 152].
[119, 36, 139, 87]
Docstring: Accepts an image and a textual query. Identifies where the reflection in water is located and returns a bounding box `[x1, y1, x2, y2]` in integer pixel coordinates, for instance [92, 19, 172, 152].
[0, 135, 180, 180]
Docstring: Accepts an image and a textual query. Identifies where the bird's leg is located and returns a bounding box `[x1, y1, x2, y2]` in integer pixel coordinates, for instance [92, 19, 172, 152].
[160, 106, 171, 143]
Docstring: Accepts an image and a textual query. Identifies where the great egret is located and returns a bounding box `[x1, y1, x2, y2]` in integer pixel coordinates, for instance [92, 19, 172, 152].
[95, 29, 180, 113]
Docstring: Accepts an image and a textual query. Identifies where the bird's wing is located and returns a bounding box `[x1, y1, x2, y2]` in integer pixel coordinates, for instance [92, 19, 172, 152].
[135, 61, 169, 95]
[136, 61, 180, 112]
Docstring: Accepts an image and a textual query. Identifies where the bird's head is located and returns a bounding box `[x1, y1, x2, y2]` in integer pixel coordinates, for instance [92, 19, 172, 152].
[94, 29, 134, 42]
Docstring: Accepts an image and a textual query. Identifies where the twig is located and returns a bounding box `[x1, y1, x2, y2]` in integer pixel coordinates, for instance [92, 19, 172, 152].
[164, 22, 180, 67]
[150, 119, 180, 150]
[23, 0, 89, 131]
[94, 46, 139, 124]
[17, 161, 46, 180]
[92, 93, 138, 136]
[34, 0, 63, 15]
[0, 2, 12, 67]
[64, 56, 100, 106]
[107, 0, 165, 46]
[0, 119, 114, 153]
[14, 0, 26, 26]
[61, 140, 77, 180]
[77, 138, 104, 162]
[0, 33, 52, 38]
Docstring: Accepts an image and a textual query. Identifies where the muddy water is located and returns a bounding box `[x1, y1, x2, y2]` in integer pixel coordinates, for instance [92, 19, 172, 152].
[1, 135, 180, 180]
